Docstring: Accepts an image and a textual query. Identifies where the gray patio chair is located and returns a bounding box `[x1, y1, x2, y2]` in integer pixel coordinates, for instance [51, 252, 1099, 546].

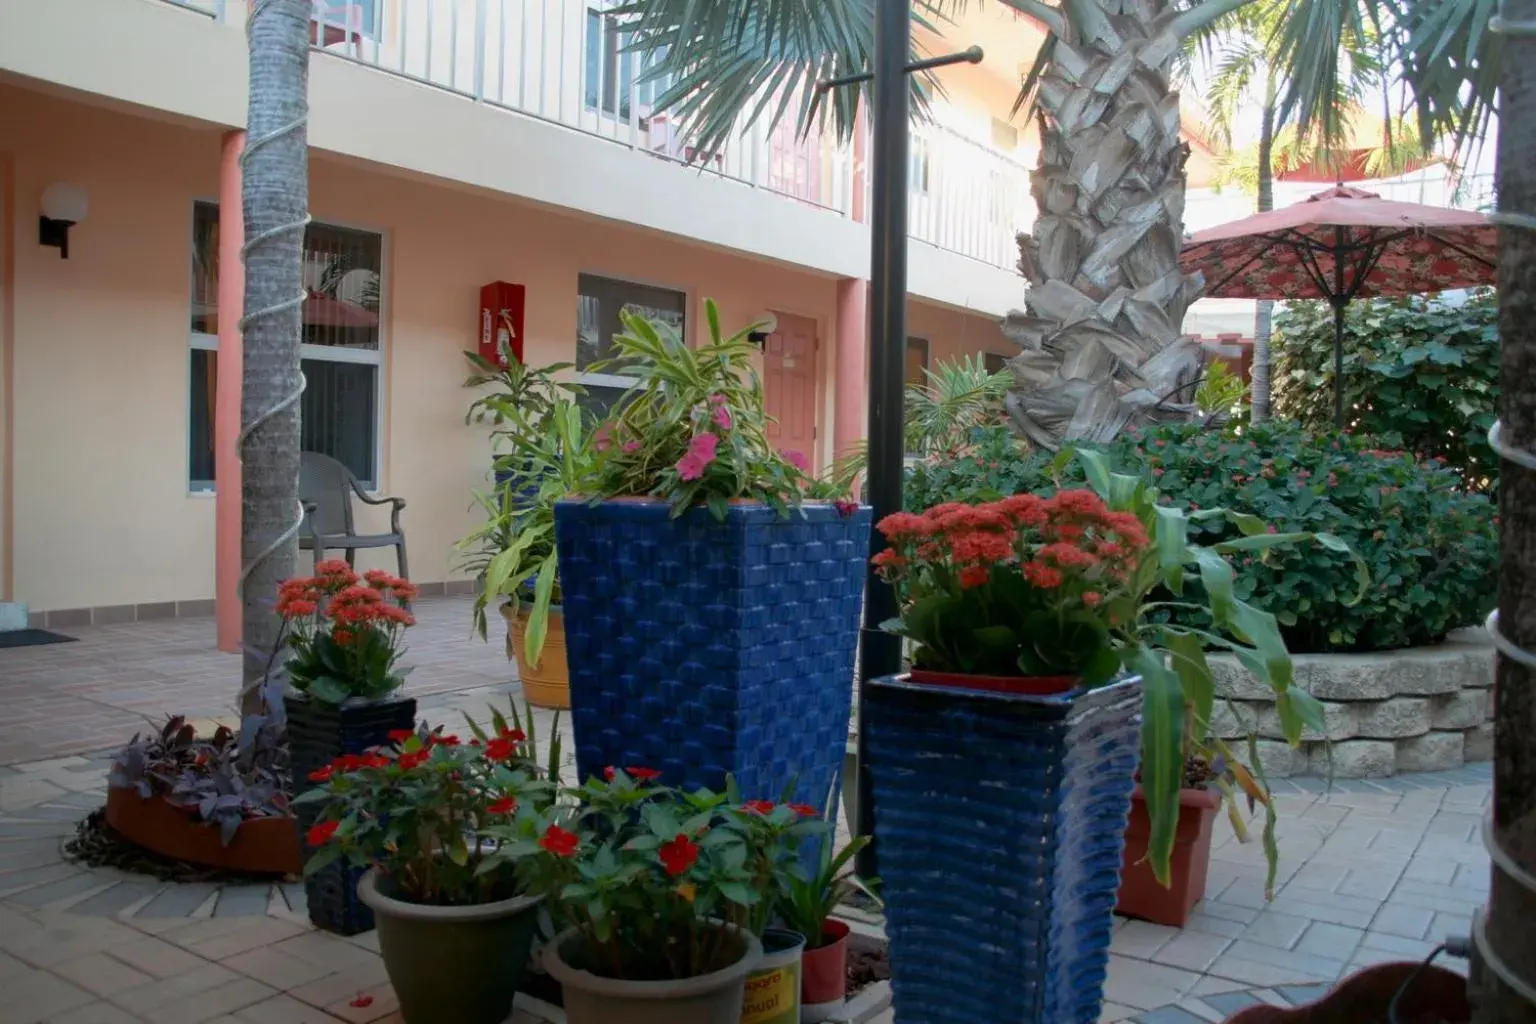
[299, 451, 409, 585]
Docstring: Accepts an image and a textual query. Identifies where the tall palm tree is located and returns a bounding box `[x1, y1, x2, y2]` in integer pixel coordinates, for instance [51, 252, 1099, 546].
[618, 0, 1255, 454]
[239, 0, 310, 716]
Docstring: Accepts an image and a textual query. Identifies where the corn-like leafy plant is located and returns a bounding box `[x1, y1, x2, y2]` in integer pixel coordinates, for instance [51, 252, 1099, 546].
[1066, 448, 1366, 894]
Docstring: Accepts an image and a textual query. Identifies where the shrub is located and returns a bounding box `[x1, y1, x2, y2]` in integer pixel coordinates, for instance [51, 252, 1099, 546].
[1271, 291, 1498, 488]
[904, 422, 1497, 653]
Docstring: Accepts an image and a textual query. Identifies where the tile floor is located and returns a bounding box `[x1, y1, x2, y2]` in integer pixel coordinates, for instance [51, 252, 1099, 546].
[0, 602, 1493, 1023]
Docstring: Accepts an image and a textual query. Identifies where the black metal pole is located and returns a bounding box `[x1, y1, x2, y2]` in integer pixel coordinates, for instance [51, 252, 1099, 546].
[1333, 226, 1346, 429]
[854, 0, 911, 881]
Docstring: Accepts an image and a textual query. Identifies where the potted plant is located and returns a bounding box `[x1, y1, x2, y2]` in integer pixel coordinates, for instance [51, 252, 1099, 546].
[295, 724, 553, 1024]
[461, 353, 591, 710]
[106, 715, 298, 875]
[552, 300, 870, 810]
[864, 460, 1360, 1021]
[779, 830, 878, 1022]
[490, 768, 825, 1024]
[277, 560, 419, 933]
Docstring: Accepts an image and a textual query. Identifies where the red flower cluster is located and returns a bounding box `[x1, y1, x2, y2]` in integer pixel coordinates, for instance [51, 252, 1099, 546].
[603, 765, 662, 783]
[875, 490, 1149, 603]
[659, 833, 700, 876]
[539, 824, 580, 857]
[306, 819, 339, 846]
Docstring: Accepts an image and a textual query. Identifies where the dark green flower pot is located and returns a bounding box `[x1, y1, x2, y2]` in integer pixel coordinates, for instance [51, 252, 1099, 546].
[544, 924, 763, 1024]
[357, 869, 540, 1024]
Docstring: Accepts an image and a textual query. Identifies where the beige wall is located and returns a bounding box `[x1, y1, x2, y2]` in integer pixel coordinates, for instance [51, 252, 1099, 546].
[909, 301, 1014, 373]
[2, 85, 848, 612]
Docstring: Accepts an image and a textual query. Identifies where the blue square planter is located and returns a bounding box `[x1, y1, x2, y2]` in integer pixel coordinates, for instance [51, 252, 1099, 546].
[864, 674, 1141, 1024]
[553, 500, 872, 805]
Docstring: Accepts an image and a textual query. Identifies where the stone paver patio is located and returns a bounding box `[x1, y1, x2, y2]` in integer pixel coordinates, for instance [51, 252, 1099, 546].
[0, 602, 1490, 1023]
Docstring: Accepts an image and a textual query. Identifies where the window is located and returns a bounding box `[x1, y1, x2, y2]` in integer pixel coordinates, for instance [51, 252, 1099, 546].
[576, 273, 686, 417]
[910, 137, 932, 195]
[313, 0, 381, 42]
[906, 337, 929, 387]
[584, 9, 669, 123]
[188, 202, 384, 491]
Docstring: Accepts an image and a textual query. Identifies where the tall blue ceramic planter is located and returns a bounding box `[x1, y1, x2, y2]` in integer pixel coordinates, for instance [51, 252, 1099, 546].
[864, 674, 1142, 1024]
[553, 500, 872, 805]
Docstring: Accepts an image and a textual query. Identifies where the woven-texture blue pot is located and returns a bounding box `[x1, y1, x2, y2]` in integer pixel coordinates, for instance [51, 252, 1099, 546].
[554, 500, 872, 804]
[864, 674, 1141, 1024]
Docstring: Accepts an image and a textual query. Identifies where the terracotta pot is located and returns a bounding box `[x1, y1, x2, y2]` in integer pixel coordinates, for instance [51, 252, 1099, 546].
[799, 920, 850, 1022]
[104, 787, 301, 875]
[1115, 785, 1222, 927]
[1220, 961, 1469, 1022]
[504, 603, 571, 710]
[906, 668, 1079, 696]
[545, 924, 763, 1024]
[357, 869, 540, 1024]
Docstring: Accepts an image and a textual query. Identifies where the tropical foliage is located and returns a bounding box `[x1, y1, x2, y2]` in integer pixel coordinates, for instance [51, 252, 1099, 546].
[1272, 292, 1499, 488]
[297, 721, 553, 906]
[903, 356, 1011, 455]
[907, 421, 1497, 654]
[458, 351, 596, 665]
[483, 770, 828, 981]
[585, 300, 820, 518]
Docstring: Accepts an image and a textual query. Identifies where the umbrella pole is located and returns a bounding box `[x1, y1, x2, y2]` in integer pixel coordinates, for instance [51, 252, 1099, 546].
[1332, 298, 1346, 429]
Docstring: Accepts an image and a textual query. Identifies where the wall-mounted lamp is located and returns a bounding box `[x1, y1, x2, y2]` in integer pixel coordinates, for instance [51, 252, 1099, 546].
[746, 311, 778, 348]
[39, 183, 88, 259]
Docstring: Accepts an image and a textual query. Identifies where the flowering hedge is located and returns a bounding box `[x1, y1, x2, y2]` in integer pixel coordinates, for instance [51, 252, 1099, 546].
[905, 422, 1497, 653]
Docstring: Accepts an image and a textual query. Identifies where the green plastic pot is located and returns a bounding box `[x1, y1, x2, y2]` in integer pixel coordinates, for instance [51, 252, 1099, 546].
[357, 869, 540, 1024]
[545, 924, 763, 1024]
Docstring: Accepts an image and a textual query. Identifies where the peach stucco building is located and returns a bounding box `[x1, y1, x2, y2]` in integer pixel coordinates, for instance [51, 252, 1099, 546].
[0, 0, 1230, 641]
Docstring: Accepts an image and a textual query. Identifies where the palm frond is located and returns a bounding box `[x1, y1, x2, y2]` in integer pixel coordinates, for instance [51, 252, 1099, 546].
[1394, 0, 1499, 161]
[904, 356, 1011, 454]
[612, 0, 967, 162]
[1269, 0, 1374, 151]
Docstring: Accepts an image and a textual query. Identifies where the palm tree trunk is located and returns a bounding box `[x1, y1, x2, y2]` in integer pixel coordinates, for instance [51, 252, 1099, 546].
[1476, 0, 1536, 1013]
[239, 0, 310, 716]
[1249, 86, 1276, 423]
[1002, 0, 1205, 450]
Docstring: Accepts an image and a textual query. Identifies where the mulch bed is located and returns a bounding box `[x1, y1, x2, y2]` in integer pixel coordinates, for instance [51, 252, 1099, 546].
[62, 808, 295, 885]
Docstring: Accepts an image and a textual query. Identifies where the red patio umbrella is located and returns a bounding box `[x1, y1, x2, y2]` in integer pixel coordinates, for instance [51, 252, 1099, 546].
[1181, 184, 1495, 426]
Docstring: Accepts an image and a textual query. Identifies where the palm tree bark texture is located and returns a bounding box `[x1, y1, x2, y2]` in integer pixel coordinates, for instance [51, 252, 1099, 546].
[240, 0, 310, 716]
[1476, 0, 1536, 1017]
[1000, 0, 1241, 451]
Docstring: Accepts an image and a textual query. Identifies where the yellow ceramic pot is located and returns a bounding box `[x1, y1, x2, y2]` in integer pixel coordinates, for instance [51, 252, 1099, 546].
[502, 603, 571, 710]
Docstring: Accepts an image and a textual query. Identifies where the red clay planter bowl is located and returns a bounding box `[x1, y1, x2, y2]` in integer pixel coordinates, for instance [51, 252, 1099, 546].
[105, 786, 301, 876]
[1220, 961, 1470, 1022]
[800, 919, 851, 1015]
[906, 669, 1079, 696]
[1115, 785, 1222, 928]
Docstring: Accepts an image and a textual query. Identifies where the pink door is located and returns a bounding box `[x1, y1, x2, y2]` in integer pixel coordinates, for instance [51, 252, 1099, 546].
[763, 312, 819, 470]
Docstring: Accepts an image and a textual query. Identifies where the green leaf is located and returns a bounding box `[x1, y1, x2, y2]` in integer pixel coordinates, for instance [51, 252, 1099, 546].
[718, 881, 760, 907]
[1073, 448, 1112, 500]
[1275, 688, 1326, 742]
[524, 557, 558, 666]
[1128, 647, 1183, 888]
[1164, 630, 1215, 736]
[1153, 505, 1189, 595]
[308, 676, 352, 705]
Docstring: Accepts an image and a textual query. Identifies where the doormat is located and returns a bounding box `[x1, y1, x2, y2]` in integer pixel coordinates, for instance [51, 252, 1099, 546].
[0, 629, 77, 649]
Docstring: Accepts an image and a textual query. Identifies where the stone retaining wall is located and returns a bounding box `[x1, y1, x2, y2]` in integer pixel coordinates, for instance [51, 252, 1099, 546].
[1210, 629, 1494, 778]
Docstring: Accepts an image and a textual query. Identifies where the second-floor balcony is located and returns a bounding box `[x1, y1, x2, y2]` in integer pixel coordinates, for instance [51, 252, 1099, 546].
[159, 0, 1039, 273]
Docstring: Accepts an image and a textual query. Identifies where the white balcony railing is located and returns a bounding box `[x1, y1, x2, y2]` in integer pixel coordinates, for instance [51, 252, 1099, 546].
[158, 0, 1038, 270]
[908, 124, 1034, 271]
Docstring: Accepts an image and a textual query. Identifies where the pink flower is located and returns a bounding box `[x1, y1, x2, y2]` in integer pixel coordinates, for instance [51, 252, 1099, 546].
[676, 454, 707, 481]
[709, 393, 728, 406]
[781, 449, 809, 472]
[675, 433, 719, 482]
[594, 425, 613, 453]
[622, 441, 641, 452]
[712, 405, 733, 429]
